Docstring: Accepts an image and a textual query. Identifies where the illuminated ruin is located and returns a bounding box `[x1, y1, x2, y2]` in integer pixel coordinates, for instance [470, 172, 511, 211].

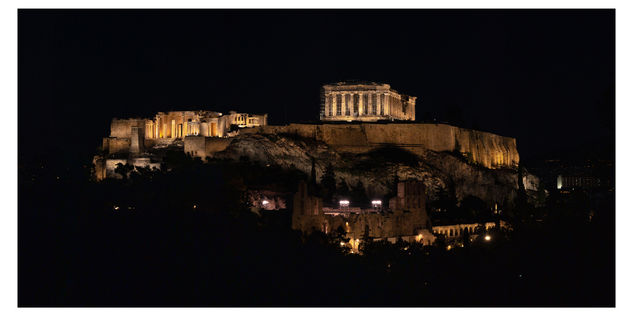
[320, 81, 416, 122]
[94, 110, 267, 180]
[292, 180, 436, 252]
[94, 83, 520, 183]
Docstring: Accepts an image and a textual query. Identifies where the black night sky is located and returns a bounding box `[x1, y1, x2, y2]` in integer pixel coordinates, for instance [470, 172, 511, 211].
[19, 9, 615, 167]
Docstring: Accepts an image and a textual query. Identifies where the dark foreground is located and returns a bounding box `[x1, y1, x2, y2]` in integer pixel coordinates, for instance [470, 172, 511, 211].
[18, 155, 615, 307]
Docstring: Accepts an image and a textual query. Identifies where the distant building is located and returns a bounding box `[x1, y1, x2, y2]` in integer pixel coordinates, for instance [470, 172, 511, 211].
[529, 159, 613, 191]
[432, 221, 508, 240]
[320, 81, 416, 122]
[556, 175, 602, 190]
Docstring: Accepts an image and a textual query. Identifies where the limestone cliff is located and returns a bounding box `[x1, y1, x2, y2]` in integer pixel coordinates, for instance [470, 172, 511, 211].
[212, 130, 537, 206]
[241, 123, 520, 169]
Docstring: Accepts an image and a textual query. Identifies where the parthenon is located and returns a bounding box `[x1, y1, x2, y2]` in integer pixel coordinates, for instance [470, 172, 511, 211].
[320, 81, 416, 122]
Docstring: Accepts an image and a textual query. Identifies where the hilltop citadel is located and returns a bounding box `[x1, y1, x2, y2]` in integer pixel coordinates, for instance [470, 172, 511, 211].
[93, 82, 524, 249]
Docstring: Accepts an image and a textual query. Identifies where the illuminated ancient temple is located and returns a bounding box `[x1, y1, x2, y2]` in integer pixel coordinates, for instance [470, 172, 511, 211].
[320, 81, 416, 122]
[144, 110, 267, 139]
[95, 110, 267, 180]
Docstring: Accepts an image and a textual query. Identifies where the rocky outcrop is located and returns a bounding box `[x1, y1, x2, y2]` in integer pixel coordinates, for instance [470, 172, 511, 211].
[241, 123, 520, 169]
[213, 131, 537, 206]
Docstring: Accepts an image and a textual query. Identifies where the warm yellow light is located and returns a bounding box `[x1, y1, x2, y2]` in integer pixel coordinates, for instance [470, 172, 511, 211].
[193, 204, 198, 209]
[485, 235, 491, 241]
[113, 206, 119, 211]
[447, 245, 452, 250]
[340, 241, 345, 246]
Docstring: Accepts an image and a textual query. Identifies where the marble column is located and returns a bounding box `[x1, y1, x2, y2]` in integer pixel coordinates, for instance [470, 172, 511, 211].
[332, 93, 337, 117]
[327, 94, 332, 117]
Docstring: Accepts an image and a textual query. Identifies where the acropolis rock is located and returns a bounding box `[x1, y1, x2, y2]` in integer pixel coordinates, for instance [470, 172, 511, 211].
[92, 81, 535, 208]
[238, 123, 519, 170]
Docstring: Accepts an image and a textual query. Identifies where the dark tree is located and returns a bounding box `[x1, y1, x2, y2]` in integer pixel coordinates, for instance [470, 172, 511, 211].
[351, 180, 369, 207]
[460, 195, 490, 221]
[319, 163, 337, 204]
[114, 163, 134, 180]
[336, 178, 350, 200]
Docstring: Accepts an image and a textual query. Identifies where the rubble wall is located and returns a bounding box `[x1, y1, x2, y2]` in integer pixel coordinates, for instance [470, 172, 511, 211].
[110, 118, 147, 138]
[184, 136, 233, 159]
[184, 136, 206, 157]
[104, 138, 131, 155]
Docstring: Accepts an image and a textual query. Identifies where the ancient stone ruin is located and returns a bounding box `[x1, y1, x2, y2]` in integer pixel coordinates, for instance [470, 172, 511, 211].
[320, 81, 416, 122]
[292, 180, 436, 252]
[93, 110, 268, 180]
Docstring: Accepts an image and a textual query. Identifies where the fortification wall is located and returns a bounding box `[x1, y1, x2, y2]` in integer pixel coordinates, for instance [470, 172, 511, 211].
[104, 137, 131, 155]
[206, 138, 232, 155]
[110, 118, 147, 138]
[184, 136, 233, 159]
[184, 136, 206, 157]
[242, 123, 519, 169]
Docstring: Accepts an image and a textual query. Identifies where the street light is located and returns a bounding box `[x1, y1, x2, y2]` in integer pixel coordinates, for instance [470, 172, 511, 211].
[484, 235, 491, 241]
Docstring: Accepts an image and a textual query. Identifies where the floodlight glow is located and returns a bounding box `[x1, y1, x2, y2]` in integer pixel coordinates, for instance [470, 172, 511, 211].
[339, 200, 350, 207]
[485, 235, 491, 241]
[262, 200, 269, 205]
[371, 200, 382, 206]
